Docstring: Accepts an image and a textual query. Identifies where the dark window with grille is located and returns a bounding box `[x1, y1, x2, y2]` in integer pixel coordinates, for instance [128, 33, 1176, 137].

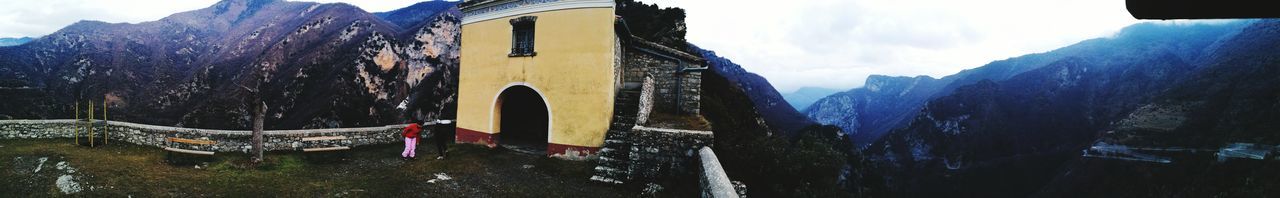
[510, 16, 537, 57]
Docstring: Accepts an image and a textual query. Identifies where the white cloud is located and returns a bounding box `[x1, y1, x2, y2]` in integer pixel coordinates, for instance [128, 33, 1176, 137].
[641, 0, 1140, 92]
[0, 0, 219, 38]
[2, 0, 1144, 93]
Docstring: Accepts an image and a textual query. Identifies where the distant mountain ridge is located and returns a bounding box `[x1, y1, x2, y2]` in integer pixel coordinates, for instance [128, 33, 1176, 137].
[805, 21, 1251, 146]
[0, 37, 34, 46]
[0, 0, 462, 129]
[782, 86, 839, 110]
[805, 74, 948, 145]
[374, 1, 459, 29]
[856, 20, 1270, 197]
[693, 45, 816, 136]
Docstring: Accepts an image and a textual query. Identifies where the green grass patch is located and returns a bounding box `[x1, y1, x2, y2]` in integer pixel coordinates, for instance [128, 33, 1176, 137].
[0, 138, 630, 197]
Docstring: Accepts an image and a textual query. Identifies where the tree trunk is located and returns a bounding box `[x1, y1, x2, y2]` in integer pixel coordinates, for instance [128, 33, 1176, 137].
[252, 101, 265, 163]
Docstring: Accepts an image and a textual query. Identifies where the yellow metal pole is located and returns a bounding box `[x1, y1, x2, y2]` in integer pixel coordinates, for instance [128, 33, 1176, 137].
[89, 102, 94, 147]
[74, 102, 79, 145]
[103, 100, 108, 145]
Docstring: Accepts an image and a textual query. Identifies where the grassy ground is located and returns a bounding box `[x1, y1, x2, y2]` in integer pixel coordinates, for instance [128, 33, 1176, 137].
[0, 138, 631, 197]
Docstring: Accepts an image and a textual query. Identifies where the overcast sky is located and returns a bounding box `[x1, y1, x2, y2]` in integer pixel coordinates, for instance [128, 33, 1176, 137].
[1, 0, 1143, 92]
[639, 0, 1141, 92]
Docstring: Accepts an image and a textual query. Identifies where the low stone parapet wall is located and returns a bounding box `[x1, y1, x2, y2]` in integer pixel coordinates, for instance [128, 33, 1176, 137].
[698, 147, 739, 198]
[0, 119, 411, 153]
[620, 126, 713, 182]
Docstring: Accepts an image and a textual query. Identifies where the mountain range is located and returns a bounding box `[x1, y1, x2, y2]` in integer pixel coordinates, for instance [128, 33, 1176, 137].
[0, 0, 461, 129]
[4, 0, 1277, 196]
[781, 86, 839, 111]
[817, 20, 1280, 197]
[0, 37, 34, 47]
[805, 21, 1252, 146]
[694, 46, 817, 136]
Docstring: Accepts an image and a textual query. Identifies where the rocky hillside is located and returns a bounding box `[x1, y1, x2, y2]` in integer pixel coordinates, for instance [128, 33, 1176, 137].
[0, 0, 461, 129]
[805, 75, 949, 145]
[1036, 20, 1280, 198]
[692, 46, 816, 136]
[861, 20, 1273, 197]
[806, 20, 1249, 146]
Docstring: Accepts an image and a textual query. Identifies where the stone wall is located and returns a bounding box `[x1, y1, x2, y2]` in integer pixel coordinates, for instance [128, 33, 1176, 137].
[623, 48, 704, 115]
[623, 126, 713, 182]
[679, 71, 702, 115]
[699, 147, 740, 198]
[0, 119, 413, 153]
[592, 124, 713, 184]
[590, 36, 717, 188]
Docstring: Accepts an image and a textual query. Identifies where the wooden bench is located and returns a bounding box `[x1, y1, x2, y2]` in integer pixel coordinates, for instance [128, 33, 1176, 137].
[165, 137, 217, 155]
[301, 135, 350, 152]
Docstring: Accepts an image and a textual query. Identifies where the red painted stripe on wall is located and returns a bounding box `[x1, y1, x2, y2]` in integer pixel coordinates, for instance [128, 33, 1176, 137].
[455, 127, 497, 148]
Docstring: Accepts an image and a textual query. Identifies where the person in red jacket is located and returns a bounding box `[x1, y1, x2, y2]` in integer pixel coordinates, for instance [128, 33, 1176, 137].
[401, 119, 422, 159]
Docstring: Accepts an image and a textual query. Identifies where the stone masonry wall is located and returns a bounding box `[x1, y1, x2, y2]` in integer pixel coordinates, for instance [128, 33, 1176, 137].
[623, 49, 703, 115]
[680, 71, 702, 115]
[0, 120, 412, 153]
[621, 126, 713, 182]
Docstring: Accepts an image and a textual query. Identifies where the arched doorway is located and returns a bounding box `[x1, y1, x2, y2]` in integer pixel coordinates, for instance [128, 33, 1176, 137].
[495, 85, 550, 153]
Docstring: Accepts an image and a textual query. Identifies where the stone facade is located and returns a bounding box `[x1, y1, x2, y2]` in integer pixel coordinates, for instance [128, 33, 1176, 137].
[622, 126, 713, 181]
[590, 35, 713, 186]
[0, 120, 413, 153]
[592, 125, 713, 184]
[679, 71, 702, 115]
[621, 36, 704, 115]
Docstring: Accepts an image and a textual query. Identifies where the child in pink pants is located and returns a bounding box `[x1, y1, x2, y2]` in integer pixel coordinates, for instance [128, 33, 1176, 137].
[402, 121, 422, 159]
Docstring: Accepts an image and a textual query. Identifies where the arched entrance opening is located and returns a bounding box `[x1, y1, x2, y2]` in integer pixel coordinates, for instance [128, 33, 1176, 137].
[495, 85, 550, 153]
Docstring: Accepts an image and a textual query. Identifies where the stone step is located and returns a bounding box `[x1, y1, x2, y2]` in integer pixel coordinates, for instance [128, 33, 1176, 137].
[595, 160, 627, 169]
[589, 175, 624, 184]
[595, 171, 628, 181]
[597, 156, 619, 162]
[599, 150, 627, 157]
[599, 148, 618, 153]
[594, 166, 620, 173]
[593, 168, 628, 179]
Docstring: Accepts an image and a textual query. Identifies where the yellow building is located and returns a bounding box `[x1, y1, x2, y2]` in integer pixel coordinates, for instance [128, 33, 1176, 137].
[456, 0, 707, 160]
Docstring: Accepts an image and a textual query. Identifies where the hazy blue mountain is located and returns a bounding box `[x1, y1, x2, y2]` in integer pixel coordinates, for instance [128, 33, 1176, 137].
[373, 1, 459, 29]
[782, 86, 840, 110]
[0, 37, 34, 46]
[806, 20, 1250, 146]
[862, 20, 1263, 197]
[1036, 19, 1280, 198]
[804, 75, 949, 145]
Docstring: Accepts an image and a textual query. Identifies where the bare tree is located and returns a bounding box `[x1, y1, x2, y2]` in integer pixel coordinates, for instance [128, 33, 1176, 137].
[239, 82, 266, 164]
[253, 100, 265, 163]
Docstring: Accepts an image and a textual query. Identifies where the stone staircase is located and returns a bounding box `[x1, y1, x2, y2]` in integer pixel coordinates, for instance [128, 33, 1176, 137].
[591, 87, 642, 184]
